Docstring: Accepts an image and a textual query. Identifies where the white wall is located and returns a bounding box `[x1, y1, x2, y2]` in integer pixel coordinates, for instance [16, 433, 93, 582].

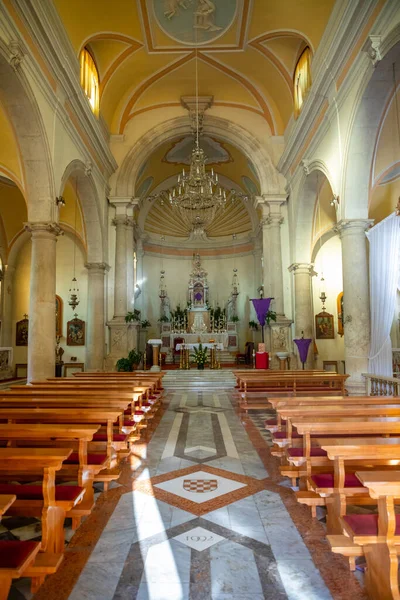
[312, 235, 345, 366]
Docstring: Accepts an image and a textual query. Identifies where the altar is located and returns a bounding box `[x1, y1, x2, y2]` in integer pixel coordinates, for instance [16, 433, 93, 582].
[170, 333, 229, 349]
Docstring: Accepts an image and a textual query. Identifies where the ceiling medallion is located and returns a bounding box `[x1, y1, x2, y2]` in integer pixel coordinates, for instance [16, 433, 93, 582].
[152, 0, 238, 46]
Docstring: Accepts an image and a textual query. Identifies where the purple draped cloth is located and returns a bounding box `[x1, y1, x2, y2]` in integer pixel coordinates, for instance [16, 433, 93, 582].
[294, 338, 312, 364]
[251, 298, 272, 326]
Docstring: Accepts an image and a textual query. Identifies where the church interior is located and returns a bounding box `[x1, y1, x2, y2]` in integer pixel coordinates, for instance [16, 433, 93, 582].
[0, 0, 400, 598]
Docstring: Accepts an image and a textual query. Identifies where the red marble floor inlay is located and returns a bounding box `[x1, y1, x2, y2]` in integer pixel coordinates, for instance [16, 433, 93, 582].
[133, 464, 267, 516]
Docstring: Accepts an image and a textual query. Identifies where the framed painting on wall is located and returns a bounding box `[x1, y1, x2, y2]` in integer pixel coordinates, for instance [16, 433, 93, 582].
[55, 295, 63, 337]
[67, 316, 85, 346]
[315, 311, 334, 339]
[16, 315, 29, 346]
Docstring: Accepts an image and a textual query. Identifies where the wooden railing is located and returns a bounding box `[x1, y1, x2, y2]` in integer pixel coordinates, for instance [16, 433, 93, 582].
[363, 373, 400, 397]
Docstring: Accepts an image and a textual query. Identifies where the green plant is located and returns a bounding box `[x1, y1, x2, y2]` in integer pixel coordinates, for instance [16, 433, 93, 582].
[265, 310, 277, 326]
[191, 343, 208, 366]
[141, 319, 151, 328]
[116, 357, 132, 372]
[231, 315, 240, 323]
[125, 310, 140, 323]
[158, 315, 170, 323]
[128, 349, 142, 366]
[249, 320, 259, 330]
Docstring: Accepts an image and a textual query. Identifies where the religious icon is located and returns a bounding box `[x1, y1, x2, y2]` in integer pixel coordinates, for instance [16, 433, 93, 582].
[337, 292, 344, 336]
[67, 315, 85, 346]
[16, 314, 29, 346]
[315, 311, 334, 340]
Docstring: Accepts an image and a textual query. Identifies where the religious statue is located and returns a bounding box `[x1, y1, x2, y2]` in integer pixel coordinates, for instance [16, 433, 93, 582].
[160, 294, 171, 321]
[134, 283, 142, 301]
[226, 294, 236, 322]
[55, 336, 64, 364]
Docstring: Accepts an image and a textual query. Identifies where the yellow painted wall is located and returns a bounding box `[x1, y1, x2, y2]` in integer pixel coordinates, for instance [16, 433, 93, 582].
[0, 100, 23, 185]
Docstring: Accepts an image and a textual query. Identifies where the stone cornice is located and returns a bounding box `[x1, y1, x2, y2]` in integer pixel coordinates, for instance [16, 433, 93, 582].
[288, 263, 317, 277]
[5, 0, 117, 179]
[278, 0, 397, 178]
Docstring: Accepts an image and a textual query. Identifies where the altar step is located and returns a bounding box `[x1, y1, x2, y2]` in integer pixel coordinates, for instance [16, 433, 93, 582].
[163, 369, 236, 389]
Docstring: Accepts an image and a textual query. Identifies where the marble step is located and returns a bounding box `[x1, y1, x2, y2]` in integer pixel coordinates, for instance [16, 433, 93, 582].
[163, 370, 236, 389]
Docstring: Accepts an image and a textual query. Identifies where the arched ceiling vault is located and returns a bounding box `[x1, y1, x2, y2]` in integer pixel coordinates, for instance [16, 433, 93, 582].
[53, 0, 335, 135]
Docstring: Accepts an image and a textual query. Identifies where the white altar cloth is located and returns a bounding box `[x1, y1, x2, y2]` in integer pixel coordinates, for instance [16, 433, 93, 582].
[176, 343, 224, 351]
[170, 333, 228, 349]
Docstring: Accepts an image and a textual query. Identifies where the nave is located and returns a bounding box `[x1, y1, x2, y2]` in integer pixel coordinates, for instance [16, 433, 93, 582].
[4, 373, 366, 600]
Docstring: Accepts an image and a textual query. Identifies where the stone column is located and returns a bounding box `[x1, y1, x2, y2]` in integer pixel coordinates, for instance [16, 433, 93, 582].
[1, 265, 15, 347]
[253, 239, 263, 294]
[336, 219, 373, 395]
[85, 262, 109, 371]
[25, 222, 60, 382]
[126, 215, 135, 314]
[289, 263, 315, 369]
[261, 218, 272, 298]
[265, 200, 286, 316]
[112, 214, 129, 319]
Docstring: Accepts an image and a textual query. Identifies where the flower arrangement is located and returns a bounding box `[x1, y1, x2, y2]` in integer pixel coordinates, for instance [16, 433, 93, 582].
[249, 320, 259, 331]
[125, 310, 140, 323]
[191, 343, 208, 369]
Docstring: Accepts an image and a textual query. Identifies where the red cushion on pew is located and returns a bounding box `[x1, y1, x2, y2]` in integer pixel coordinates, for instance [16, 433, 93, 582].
[287, 448, 327, 457]
[93, 433, 128, 442]
[273, 431, 302, 439]
[0, 483, 83, 502]
[343, 514, 400, 536]
[135, 410, 144, 415]
[0, 540, 39, 569]
[311, 473, 364, 488]
[65, 452, 107, 466]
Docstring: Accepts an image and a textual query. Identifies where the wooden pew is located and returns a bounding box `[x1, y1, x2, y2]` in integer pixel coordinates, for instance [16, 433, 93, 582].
[0, 447, 75, 591]
[238, 373, 348, 399]
[0, 494, 41, 600]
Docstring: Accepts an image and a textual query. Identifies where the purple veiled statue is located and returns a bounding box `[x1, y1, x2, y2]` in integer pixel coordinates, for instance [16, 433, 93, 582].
[251, 298, 272, 326]
[294, 338, 312, 370]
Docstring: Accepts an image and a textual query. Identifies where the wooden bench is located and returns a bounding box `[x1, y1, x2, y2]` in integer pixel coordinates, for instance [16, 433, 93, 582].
[238, 373, 349, 398]
[0, 494, 41, 600]
[0, 447, 76, 591]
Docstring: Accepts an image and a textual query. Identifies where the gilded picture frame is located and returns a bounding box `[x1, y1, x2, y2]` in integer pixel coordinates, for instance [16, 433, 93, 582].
[315, 311, 334, 340]
[67, 317, 85, 346]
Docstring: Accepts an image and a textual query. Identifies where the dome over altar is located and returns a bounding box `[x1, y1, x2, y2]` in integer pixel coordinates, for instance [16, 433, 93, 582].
[136, 136, 261, 243]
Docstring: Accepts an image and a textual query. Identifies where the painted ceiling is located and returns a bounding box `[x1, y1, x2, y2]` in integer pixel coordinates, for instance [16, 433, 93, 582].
[53, 0, 335, 135]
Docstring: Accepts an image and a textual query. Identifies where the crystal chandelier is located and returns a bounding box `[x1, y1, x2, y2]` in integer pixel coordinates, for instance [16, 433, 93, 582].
[149, 50, 248, 233]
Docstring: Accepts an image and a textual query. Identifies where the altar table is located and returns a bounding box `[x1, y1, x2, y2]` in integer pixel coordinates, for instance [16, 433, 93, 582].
[176, 343, 224, 351]
[170, 333, 228, 349]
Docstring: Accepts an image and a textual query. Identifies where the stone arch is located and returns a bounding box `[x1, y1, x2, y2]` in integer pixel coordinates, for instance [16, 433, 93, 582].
[115, 115, 286, 199]
[59, 160, 104, 263]
[342, 30, 400, 219]
[294, 162, 335, 263]
[0, 41, 54, 221]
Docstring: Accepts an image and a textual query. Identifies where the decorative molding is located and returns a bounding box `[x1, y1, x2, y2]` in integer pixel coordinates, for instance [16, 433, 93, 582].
[363, 34, 382, 67]
[7, 40, 24, 70]
[334, 218, 374, 237]
[288, 263, 317, 277]
[85, 262, 110, 272]
[24, 221, 62, 236]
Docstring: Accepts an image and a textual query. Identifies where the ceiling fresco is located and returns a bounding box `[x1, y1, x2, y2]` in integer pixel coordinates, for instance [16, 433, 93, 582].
[53, 0, 335, 134]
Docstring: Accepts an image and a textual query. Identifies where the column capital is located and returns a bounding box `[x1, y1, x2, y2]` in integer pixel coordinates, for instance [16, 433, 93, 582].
[85, 262, 111, 273]
[112, 215, 130, 228]
[125, 216, 135, 229]
[24, 221, 62, 238]
[109, 196, 138, 217]
[334, 219, 374, 237]
[288, 263, 317, 276]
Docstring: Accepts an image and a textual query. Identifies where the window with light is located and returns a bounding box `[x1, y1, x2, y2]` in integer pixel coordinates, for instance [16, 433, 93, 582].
[80, 48, 99, 116]
[294, 47, 312, 119]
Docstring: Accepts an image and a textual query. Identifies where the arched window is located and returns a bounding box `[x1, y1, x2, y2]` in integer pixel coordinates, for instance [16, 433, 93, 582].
[79, 48, 99, 116]
[294, 47, 312, 119]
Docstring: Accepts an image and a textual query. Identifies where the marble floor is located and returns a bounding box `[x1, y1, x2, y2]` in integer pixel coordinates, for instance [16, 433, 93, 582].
[14, 388, 366, 600]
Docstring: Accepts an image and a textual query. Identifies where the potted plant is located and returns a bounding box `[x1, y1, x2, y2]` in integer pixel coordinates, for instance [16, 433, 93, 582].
[128, 349, 143, 370]
[265, 310, 277, 326]
[125, 310, 140, 323]
[249, 320, 259, 331]
[158, 315, 170, 323]
[141, 319, 151, 328]
[231, 315, 239, 323]
[116, 357, 132, 372]
[191, 343, 208, 370]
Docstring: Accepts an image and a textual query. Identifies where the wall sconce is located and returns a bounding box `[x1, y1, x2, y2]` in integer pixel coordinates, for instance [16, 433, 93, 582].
[330, 195, 339, 209]
[56, 196, 66, 207]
